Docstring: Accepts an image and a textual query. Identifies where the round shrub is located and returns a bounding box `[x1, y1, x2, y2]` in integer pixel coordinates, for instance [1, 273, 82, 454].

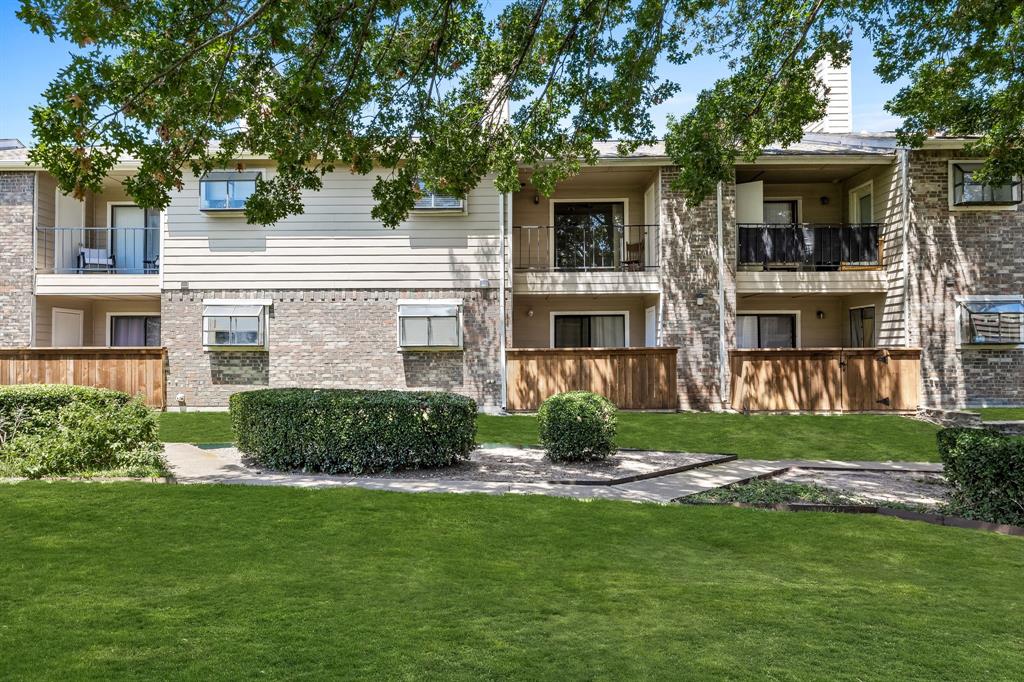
[537, 391, 618, 462]
[0, 385, 162, 478]
[937, 427, 1024, 526]
[230, 388, 478, 474]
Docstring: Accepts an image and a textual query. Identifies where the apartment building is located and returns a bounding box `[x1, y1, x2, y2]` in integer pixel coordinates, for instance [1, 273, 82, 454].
[0, 66, 1021, 412]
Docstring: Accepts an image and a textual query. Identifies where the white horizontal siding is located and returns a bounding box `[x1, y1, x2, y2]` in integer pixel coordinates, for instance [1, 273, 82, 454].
[162, 168, 502, 290]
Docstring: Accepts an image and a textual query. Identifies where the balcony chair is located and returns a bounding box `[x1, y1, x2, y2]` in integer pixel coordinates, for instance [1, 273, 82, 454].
[77, 248, 116, 273]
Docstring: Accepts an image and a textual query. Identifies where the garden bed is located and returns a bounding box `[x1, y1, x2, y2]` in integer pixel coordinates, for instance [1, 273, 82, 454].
[209, 444, 732, 483]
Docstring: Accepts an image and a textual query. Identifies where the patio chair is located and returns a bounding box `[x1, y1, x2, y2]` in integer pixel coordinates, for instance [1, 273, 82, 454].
[78, 247, 116, 272]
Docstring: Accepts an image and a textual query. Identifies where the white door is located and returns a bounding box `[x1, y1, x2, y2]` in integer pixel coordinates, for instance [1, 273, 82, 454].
[54, 191, 86, 272]
[111, 204, 147, 273]
[643, 183, 658, 268]
[735, 181, 764, 224]
[52, 308, 84, 347]
[645, 306, 657, 347]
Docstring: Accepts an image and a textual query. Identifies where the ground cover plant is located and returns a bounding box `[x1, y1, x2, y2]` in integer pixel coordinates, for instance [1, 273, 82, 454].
[0, 483, 1021, 679]
[537, 391, 617, 462]
[683, 480, 851, 506]
[231, 388, 477, 474]
[0, 385, 164, 478]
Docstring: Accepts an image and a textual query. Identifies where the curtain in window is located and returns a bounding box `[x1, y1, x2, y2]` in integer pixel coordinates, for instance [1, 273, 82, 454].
[759, 315, 795, 348]
[591, 316, 625, 347]
[111, 317, 146, 346]
[736, 316, 759, 349]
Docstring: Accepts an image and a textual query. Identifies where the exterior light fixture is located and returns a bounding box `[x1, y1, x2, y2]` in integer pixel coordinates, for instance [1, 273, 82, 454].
[696, 292, 705, 306]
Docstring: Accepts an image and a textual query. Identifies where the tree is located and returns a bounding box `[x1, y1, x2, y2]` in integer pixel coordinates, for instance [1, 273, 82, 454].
[17, 0, 1023, 226]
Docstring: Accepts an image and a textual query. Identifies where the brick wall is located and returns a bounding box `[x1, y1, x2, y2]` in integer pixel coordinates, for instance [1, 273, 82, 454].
[659, 168, 736, 409]
[0, 172, 34, 346]
[162, 288, 502, 409]
[906, 149, 1024, 407]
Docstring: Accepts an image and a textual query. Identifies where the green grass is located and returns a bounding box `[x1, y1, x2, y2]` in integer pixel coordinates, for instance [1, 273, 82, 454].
[160, 411, 941, 461]
[970, 407, 1024, 421]
[0, 484, 1020, 680]
[684, 480, 852, 505]
[159, 411, 233, 443]
[479, 412, 942, 461]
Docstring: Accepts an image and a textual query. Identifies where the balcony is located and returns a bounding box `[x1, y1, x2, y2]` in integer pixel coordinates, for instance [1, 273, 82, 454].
[35, 227, 161, 295]
[512, 224, 660, 294]
[736, 223, 886, 294]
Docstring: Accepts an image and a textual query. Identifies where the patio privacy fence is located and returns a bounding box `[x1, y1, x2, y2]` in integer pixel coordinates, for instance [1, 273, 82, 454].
[729, 348, 921, 412]
[0, 347, 166, 408]
[506, 347, 678, 411]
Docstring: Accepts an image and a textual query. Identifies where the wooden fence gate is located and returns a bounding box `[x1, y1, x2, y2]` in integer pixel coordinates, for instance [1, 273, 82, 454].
[506, 347, 679, 411]
[729, 348, 920, 412]
[0, 347, 167, 408]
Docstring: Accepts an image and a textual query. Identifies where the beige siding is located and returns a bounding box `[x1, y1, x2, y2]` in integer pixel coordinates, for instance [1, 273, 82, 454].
[36, 172, 55, 229]
[843, 160, 904, 346]
[34, 297, 94, 346]
[161, 167, 502, 290]
[512, 294, 658, 348]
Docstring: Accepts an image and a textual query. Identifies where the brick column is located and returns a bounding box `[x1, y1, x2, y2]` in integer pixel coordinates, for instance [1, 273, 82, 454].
[0, 172, 35, 346]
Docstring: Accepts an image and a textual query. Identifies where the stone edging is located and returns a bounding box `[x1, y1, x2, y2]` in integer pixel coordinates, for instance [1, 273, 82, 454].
[686, 500, 1024, 537]
[547, 453, 738, 486]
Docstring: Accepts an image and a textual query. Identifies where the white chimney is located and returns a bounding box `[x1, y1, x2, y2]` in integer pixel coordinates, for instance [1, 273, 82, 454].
[804, 58, 852, 134]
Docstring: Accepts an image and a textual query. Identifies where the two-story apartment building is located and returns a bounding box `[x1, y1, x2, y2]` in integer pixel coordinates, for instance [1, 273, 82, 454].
[1, 67, 1021, 412]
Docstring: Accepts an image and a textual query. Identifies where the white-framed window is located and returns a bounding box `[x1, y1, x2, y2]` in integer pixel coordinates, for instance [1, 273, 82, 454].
[412, 179, 465, 212]
[397, 300, 463, 349]
[949, 162, 1022, 208]
[550, 312, 629, 348]
[202, 299, 271, 349]
[849, 181, 873, 223]
[957, 296, 1024, 347]
[736, 312, 799, 348]
[200, 171, 261, 211]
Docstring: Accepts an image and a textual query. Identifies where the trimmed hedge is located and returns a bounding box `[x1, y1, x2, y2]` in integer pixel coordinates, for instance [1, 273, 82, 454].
[0, 384, 162, 478]
[537, 391, 618, 462]
[937, 427, 1024, 526]
[230, 388, 477, 474]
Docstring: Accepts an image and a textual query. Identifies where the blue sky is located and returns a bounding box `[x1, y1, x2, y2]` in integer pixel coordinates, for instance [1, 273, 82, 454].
[0, 1, 902, 145]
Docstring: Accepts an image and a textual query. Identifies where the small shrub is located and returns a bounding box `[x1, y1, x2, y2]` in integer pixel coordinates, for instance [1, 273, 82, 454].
[537, 391, 617, 462]
[937, 427, 1024, 526]
[230, 388, 477, 474]
[0, 385, 162, 479]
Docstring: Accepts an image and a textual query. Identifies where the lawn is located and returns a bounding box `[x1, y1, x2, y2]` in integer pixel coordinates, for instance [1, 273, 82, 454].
[0, 484, 1020, 679]
[160, 411, 941, 461]
[971, 407, 1024, 421]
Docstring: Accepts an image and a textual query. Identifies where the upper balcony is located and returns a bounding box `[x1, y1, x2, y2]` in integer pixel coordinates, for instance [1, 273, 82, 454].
[512, 167, 662, 294]
[35, 226, 161, 295]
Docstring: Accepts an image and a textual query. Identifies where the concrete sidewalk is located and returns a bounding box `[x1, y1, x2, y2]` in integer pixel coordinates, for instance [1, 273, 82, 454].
[163, 443, 942, 504]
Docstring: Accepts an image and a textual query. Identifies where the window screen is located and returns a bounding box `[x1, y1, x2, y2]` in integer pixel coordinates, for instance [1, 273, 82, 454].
[398, 304, 462, 348]
[200, 171, 261, 210]
[202, 304, 266, 346]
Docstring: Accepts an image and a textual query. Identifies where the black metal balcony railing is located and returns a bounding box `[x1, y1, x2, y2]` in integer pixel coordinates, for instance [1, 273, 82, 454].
[737, 223, 882, 271]
[513, 224, 658, 272]
[36, 227, 161, 275]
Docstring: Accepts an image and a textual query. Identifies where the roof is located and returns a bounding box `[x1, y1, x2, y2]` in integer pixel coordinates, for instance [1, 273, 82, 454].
[592, 132, 898, 162]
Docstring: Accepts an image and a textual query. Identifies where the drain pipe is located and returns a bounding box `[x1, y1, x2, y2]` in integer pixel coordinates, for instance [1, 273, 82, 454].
[716, 180, 728, 409]
[498, 190, 508, 412]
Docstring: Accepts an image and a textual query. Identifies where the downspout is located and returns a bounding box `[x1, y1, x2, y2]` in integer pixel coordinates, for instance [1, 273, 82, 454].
[716, 180, 728, 410]
[498, 190, 508, 412]
[899, 148, 910, 349]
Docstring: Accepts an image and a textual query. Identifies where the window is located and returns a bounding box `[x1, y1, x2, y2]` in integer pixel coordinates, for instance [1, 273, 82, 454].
[763, 200, 798, 224]
[398, 301, 462, 349]
[959, 299, 1024, 346]
[202, 301, 269, 348]
[200, 171, 261, 211]
[951, 163, 1021, 207]
[110, 315, 161, 347]
[737, 314, 797, 348]
[849, 306, 875, 347]
[552, 201, 626, 270]
[553, 314, 626, 348]
[412, 180, 464, 211]
[850, 182, 873, 223]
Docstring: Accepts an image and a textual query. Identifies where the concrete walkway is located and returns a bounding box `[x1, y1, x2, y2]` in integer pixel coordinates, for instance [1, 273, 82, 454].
[163, 443, 942, 504]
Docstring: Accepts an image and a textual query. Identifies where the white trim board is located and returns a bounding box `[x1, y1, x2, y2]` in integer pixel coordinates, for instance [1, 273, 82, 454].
[548, 310, 631, 348]
[848, 180, 874, 223]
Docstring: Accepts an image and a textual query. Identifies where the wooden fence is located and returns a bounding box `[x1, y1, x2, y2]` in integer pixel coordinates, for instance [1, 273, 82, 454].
[506, 347, 678, 411]
[0, 347, 166, 408]
[729, 348, 921, 412]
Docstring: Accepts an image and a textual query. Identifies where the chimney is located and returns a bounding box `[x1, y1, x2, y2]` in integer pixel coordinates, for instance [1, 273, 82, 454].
[804, 58, 852, 134]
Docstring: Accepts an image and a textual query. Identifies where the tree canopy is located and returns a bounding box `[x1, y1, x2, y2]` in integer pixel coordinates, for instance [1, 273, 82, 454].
[17, 0, 1024, 226]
